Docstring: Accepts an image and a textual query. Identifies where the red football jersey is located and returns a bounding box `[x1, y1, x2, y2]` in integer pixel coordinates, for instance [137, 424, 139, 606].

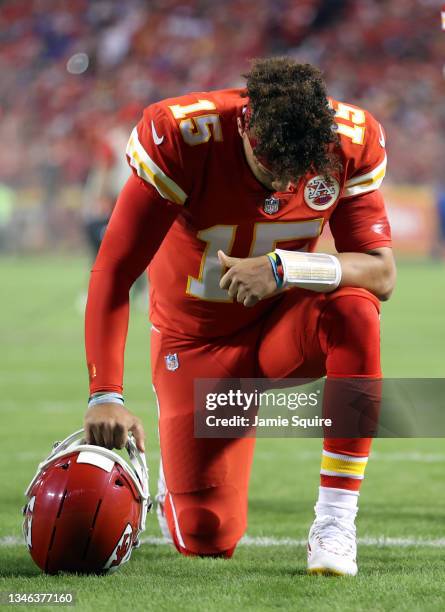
[125, 89, 391, 338]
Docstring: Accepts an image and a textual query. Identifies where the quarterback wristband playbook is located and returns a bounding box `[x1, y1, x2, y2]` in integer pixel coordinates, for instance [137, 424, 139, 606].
[273, 249, 342, 292]
[88, 392, 124, 408]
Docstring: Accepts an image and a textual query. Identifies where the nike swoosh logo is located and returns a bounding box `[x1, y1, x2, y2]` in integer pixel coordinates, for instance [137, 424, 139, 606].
[378, 124, 385, 148]
[151, 120, 164, 145]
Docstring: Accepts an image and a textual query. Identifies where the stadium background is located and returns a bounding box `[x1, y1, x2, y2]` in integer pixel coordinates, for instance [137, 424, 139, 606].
[1, 1, 444, 610]
[1, 0, 445, 255]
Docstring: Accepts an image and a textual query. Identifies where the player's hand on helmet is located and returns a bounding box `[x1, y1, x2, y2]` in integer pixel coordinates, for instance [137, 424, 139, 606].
[84, 403, 145, 452]
[218, 250, 279, 307]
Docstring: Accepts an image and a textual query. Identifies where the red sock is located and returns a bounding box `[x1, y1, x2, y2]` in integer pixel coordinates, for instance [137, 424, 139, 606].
[318, 294, 381, 494]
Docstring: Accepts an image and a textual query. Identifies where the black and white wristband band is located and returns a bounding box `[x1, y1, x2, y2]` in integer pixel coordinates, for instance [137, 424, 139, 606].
[88, 392, 124, 408]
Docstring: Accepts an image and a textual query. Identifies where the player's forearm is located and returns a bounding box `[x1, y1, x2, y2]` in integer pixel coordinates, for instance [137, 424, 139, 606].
[85, 270, 132, 395]
[274, 247, 395, 301]
[84, 174, 180, 395]
[336, 248, 396, 301]
[219, 246, 396, 307]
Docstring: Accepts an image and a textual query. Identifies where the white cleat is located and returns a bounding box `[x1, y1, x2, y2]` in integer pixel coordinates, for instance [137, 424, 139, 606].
[307, 515, 358, 576]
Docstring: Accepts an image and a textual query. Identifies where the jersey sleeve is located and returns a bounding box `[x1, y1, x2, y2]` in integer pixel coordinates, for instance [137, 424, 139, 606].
[329, 189, 392, 252]
[85, 174, 180, 395]
[340, 108, 387, 199]
[125, 102, 191, 205]
[329, 105, 391, 252]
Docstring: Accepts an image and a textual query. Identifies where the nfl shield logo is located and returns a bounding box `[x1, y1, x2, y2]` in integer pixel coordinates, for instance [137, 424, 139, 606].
[165, 353, 179, 371]
[263, 196, 280, 215]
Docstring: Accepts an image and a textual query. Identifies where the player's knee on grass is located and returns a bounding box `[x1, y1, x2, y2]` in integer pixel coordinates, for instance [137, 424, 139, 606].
[178, 505, 240, 557]
[166, 486, 245, 558]
[320, 293, 381, 377]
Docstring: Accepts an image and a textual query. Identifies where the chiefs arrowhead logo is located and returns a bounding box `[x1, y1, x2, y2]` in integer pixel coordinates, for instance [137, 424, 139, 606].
[304, 175, 340, 211]
[103, 523, 134, 571]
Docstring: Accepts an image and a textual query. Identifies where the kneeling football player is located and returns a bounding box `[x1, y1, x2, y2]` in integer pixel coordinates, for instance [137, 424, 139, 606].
[84, 57, 396, 576]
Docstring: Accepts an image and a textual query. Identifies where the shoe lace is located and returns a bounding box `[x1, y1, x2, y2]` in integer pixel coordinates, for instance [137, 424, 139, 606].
[311, 516, 356, 555]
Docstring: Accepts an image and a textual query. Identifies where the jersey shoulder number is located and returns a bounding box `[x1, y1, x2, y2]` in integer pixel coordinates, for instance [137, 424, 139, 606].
[126, 92, 232, 205]
[329, 98, 387, 199]
[167, 98, 223, 146]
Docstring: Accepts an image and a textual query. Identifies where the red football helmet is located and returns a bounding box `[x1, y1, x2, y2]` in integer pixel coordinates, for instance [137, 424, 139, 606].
[23, 429, 151, 574]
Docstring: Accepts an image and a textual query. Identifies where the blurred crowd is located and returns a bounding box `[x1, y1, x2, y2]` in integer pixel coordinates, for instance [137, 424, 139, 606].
[0, 0, 443, 251]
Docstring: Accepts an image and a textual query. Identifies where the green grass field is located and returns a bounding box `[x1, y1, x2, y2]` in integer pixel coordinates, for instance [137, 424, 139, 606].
[1, 257, 444, 611]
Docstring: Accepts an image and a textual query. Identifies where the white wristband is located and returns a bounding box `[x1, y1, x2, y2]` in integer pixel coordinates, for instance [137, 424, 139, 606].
[88, 392, 124, 408]
[275, 249, 342, 292]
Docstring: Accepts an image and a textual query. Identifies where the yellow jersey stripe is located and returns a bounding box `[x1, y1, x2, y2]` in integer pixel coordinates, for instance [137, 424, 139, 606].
[126, 127, 187, 205]
[131, 150, 183, 204]
[345, 154, 387, 187]
[342, 154, 387, 198]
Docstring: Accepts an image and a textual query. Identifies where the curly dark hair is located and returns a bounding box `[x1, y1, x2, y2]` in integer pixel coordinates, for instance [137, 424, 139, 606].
[243, 57, 339, 180]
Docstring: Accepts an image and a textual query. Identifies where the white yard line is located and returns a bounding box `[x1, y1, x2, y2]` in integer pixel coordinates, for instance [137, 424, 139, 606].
[239, 535, 445, 548]
[1, 535, 444, 548]
[12, 450, 445, 464]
